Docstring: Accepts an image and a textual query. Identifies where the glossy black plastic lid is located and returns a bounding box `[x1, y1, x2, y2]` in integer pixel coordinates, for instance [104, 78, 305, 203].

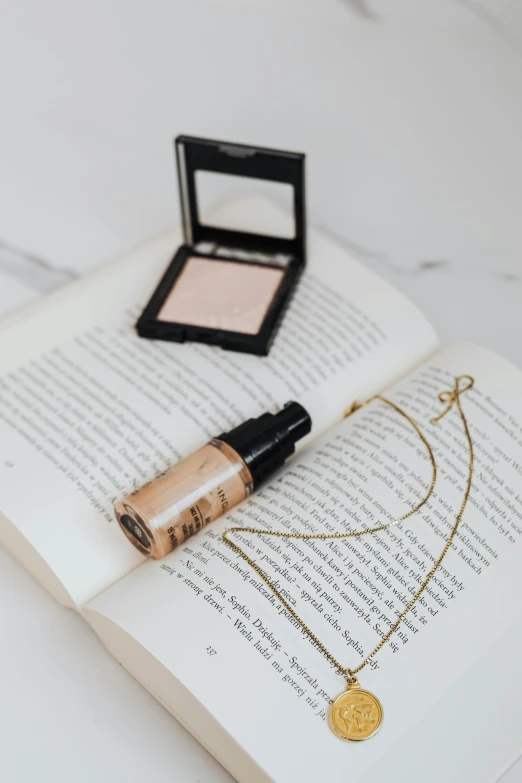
[219, 401, 312, 486]
[175, 135, 306, 261]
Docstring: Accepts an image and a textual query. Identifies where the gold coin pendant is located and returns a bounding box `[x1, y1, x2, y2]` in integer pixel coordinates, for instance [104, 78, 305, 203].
[329, 680, 383, 742]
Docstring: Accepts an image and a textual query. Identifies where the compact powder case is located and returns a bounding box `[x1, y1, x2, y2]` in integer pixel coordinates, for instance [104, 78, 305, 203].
[137, 135, 306, 356]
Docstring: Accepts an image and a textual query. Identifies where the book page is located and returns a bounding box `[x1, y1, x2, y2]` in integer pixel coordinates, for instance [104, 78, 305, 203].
[86, 343, 522, 783]
[0, 199, 437, 607]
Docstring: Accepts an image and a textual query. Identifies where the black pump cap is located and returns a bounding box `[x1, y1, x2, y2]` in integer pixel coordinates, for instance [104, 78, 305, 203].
[218, 402, 312, 487]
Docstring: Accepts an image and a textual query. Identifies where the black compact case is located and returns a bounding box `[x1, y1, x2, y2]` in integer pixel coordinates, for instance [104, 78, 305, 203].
[137, 135, 306, 356]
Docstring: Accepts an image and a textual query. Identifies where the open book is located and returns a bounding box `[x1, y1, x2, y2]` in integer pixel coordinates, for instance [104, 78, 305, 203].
[1, 200, 521, 783]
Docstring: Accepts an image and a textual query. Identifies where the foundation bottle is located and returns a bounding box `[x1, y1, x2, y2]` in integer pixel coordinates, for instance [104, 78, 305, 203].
[115, 401, 311, 559]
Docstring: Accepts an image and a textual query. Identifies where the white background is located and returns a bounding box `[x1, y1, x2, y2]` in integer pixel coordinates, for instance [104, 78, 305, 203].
[0, 1, 521, 781]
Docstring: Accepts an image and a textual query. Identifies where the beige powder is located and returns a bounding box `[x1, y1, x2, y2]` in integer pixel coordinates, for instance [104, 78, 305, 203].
[158, 256, 284, 335]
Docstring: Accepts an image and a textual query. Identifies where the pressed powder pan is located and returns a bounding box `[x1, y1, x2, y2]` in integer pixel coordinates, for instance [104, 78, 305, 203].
[158, 257, 285, 335]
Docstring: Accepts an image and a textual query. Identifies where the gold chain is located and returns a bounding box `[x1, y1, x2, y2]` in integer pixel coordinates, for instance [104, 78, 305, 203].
[223, 375, 474, 682]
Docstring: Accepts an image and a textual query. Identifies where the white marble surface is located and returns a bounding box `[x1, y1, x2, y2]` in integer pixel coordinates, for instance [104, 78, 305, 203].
[0, 2, 521, 781]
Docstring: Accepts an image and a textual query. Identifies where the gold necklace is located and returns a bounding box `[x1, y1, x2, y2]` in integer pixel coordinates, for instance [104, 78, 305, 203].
[223, 375, 474, 741]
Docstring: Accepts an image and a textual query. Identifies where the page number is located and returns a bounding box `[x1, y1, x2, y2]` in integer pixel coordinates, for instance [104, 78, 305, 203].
[206, 646, 217, 656]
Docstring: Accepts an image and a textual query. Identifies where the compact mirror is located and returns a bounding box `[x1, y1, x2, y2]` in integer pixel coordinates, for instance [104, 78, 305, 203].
[195, 170, 295, 239]
[137, 135, 306, 356]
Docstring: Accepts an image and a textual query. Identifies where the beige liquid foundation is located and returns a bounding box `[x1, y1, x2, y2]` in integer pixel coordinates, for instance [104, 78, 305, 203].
[115, 402, 311, 559]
